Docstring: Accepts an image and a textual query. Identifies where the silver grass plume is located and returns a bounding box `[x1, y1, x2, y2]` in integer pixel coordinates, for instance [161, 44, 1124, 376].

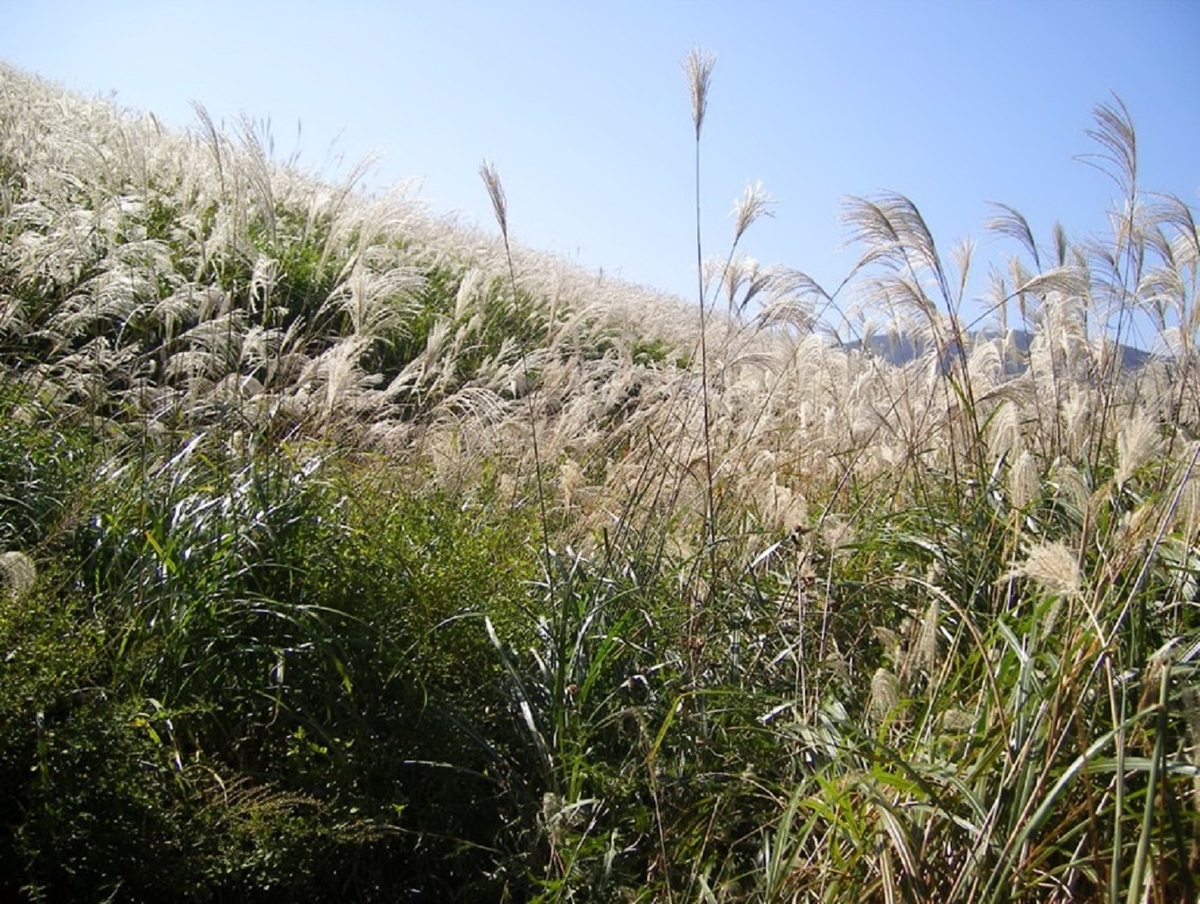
[843, 192, 952, 312]
[0, 551, 36, 601]
[1050, 459, 1092, 516]
[911, 598, 940, 676]
[684, 47, 716, 140]
[966, 336, 1002, 391]
[682, 45, 719, 589]
[987, 400, 1022, 463]
[732, 180, 774, 246]
[987, 202, 1042, 270]
[1009, 449, 1041, 511]
[1004, 540, 1081, 600]
[1081, 95, 1137, 198]
[479, 160, 508, 242]
[1115, 409, 1161, 488]
[1172, 452, 1200, 542]
[869, 667, 902, 725]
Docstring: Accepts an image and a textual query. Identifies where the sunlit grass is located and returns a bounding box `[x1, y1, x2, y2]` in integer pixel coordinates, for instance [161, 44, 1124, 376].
[1, 58, 1197, 901]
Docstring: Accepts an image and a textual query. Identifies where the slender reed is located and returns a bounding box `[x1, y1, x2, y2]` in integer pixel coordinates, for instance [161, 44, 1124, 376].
[684, 47, 718, 568]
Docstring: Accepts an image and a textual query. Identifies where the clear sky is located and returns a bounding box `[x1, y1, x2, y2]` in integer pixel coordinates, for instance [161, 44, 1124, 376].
[3, 1, 1197, 324]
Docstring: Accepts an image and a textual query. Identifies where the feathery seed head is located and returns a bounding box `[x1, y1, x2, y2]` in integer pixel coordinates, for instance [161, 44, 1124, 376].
[1061, 390, 1092, 456]
[912, 598, 940, 674]
[1009, 449, 1041, 510]
[869, 667, 901, 724]
[940, 708, 975, 734]
[560, 457, 584, 510]
[479, 159, 508, 240]
[732, 180, 774, 244]
[987, 400, 1022, 462]
[1116, 409, 1161, 487]
[1050, 459, 1091, 514]
[1005, 540, 1081, 599]
[966, 336, 1001, 390]
[0, 551, 36, 601]
[684, 47, 716, 140]
[822, 515, 854, 554]
[1173, 455, 1200, 542]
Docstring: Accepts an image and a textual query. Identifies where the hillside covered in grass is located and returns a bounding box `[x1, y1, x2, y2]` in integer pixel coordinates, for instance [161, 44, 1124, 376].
[2, 59, 1199, 902]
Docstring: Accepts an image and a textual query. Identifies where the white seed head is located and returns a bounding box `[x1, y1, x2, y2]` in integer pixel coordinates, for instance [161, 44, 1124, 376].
[1009, 449, 1041, 510]
[732, 180, 774, 244]
[0, 551, 36, 601]
[1005, 540, 1081, 599]
[1050, 459, 1091, 515]
[912, 598, 940, 674]
[869, 667, 902, 724]
[1061, 390, 1092, 457]
[683, 47, 716, 140]
[560, 457, 584, 510]
[987, 401, 1021, 463]
[479, 159, 508, 240]
[1173, 454, 1200, 542]
[1116, 409, 1161, 487]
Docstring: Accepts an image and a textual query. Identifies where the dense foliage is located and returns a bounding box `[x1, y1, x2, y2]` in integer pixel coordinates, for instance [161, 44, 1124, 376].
[1, 60, 1198, 901]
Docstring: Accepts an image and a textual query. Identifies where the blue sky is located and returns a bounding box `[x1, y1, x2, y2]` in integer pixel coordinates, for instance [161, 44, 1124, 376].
[3, 1, 1197, 327]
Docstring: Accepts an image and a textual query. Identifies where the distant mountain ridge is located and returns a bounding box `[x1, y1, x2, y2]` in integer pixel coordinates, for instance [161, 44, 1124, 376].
[842, 328, 1154, 372]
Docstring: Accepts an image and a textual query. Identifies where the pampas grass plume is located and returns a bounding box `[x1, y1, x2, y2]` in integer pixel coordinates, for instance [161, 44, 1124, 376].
[732, 180, 774, 245]
[0, 551, 36, 601]
[1005, 540, 1081, 599]
[869, 667, 901, 724]
[1116, 409, 1161, 487]
[684, 47, 716, 140]
[479, 160, 508, 241]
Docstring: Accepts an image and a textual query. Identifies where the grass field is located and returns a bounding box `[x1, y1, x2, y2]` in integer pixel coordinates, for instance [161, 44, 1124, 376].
[1, 57, 1198, 901]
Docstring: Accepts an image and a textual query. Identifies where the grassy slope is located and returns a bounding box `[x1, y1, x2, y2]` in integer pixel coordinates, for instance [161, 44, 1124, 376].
[1, 62, 1199, 901]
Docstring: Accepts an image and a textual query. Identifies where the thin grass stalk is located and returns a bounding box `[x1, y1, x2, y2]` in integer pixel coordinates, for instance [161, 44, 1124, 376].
[981, 705, 1150, 904]
[1111, 680, 1126, 904]
[1126, 664, 1169, 904]
[685, 48, 718, 629]
[478, 161, 553, 569]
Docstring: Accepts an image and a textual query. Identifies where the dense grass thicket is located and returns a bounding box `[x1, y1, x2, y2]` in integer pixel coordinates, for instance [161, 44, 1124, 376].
[2, 58, 1199, 901]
